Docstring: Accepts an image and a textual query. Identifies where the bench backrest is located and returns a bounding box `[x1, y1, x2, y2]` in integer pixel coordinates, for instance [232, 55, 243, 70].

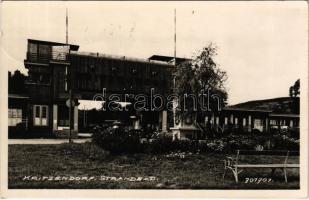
[234, 150, 299, 165]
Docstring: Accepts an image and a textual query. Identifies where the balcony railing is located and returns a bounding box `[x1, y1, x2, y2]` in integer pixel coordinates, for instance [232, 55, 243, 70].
[26, 52, 69, 63]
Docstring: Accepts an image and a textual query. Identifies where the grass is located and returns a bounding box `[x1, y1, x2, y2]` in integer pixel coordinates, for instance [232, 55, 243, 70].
[8, 143, 300, 189]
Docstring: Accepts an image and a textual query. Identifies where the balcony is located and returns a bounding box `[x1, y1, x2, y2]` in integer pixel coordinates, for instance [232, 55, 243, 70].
[26, 51, 69, 64]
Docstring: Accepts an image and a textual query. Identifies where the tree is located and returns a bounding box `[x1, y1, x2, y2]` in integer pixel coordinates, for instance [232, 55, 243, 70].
[289, 79, 300, 114]
[289, 79, 300, 98]
[173, 43, 228, 125]
[8, 70, 27, 94]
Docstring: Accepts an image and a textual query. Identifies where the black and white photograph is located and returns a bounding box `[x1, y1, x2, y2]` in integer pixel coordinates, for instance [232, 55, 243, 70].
[0, 1, 308, 198]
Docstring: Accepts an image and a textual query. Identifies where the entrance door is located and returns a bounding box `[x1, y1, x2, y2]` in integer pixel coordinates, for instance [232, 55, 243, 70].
[58, 104, 70, 129]
[33, 105, 48, 126]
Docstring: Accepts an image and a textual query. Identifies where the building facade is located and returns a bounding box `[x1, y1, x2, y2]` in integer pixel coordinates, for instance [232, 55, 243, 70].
[22, 39, 177, 137]
[8, 39, 300, 139]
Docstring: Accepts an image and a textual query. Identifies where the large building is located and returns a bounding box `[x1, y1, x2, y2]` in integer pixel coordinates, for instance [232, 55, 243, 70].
[8, 39, 300, 139]
[20, 39, 180, 137]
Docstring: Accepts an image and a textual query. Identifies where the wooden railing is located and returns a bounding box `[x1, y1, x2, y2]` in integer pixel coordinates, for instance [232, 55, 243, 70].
[26, 52, 68, 63]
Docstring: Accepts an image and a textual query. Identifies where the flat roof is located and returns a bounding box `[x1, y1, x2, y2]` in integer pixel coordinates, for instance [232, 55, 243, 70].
[222, 107, 272, 113]
[269, 113, 299, 118]
[70, 51, 174, 66]
[148, 55, 190, 63]
[222, 107, 299, 117]
[28, 39, 79, 51]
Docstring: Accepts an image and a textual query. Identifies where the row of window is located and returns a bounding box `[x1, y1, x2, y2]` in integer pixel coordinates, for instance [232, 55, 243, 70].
[205, 116, 251, 126]
[10, 105, 299, 128]
[270, 119, 296, 127]
[75, 66, 166, 79]
[71, 57, 171, 79]
[75, 76, 167, 92]
[205, 115, 297, 127]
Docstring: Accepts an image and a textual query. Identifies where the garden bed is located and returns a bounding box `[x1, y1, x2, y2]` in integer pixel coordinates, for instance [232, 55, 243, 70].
[8, 143, 299, 189]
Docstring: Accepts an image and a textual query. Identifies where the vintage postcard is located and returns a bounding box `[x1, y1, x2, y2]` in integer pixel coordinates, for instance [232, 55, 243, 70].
[0, 1, 308, 198]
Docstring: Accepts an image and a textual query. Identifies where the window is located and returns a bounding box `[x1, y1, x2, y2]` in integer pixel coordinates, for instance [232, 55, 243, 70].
[39, 44, 50, 55]
[51, 45, 69, 60]
[270, 120, 277, 125]
[35, 106, 40, 117]
[8, 108, 22, 126]
[38, 44, 50, 61]
[33, 105, 48, 126]
[254, 119, 263, 128]
[29, 43, 37, 54]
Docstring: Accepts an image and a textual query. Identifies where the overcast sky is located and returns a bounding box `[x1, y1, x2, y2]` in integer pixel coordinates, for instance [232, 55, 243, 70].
[1, 1, 307, 104]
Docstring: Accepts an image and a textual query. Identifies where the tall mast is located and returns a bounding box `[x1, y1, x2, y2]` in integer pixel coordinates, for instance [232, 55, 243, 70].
[173, 8, 177, 127]
[174, 8, 176, 66]
[66, 7, 68, 44]
[65, 7, 72, 143]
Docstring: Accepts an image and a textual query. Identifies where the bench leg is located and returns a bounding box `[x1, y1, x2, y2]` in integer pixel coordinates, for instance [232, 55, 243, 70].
[232, 169, 239, 183]
[223, 167, 227, 180]
[283, 168, 288, 183]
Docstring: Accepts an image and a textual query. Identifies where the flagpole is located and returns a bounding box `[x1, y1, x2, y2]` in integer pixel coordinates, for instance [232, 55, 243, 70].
[66, 7, 68, 44]
[173, 8, 177, 128]
[174, 8, 176, 65]
[66, 7, 73, 143]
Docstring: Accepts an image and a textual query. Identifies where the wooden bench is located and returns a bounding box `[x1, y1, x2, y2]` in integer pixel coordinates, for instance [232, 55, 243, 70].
[223, 150, 299, 183]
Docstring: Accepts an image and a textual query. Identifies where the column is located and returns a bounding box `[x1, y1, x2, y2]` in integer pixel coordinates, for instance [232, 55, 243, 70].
[158, 111, 162, 130]
[133, 119, 141, 129]
[74, 106, 78, 131]
[230, 114, 234, 124]
[162, 110, 167, 132]
[235, 117, 238, 125]
[216, 116, 219, 125]
[248, 115, 252, 132]
[53, 105, 58, 131]
[224, 117, 228, 125]
[265, 117, 269, 132]
[243, 118, 246, 126]
[205, 116, 209, 125]
[290, 120, 293, 127]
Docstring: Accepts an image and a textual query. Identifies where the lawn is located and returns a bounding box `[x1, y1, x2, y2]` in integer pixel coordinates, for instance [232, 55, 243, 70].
[8, 143, 300, 189]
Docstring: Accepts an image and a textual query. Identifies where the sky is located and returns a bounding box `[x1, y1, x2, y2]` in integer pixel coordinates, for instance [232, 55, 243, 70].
[1, 1, 307, 105]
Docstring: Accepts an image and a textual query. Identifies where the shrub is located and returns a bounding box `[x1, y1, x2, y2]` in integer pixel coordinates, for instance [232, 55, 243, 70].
[272, 134, 299, 151]
[205, 139, 227, 152]
[92, 127, 142, 154]
[143, 134, 174, 154]
[92, 126, 300, 155]
[173, 139, 200, 153]
[287, 127, 300, 139]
